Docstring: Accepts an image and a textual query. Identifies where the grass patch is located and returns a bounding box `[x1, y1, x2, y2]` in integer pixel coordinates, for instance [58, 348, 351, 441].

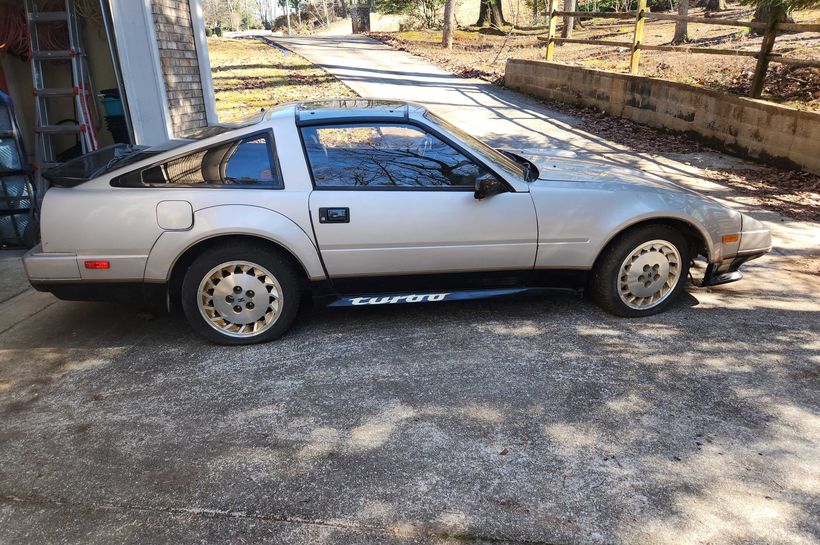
[207, 37, 356, 122]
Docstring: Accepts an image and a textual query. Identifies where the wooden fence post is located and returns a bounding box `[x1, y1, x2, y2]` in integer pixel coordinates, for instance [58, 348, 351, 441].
[630, 0, 647, 74]
[749, 17, 778, 98]
[546, 0, 559, 60]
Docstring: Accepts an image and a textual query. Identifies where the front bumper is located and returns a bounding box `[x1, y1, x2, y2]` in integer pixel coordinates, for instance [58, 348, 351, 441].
[702, 214, 772, 287]
[701, 251, 767, 287]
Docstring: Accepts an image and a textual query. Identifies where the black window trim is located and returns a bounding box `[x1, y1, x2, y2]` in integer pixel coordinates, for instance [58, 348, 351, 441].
[110, 130, 284, 190]
[297, 118, 517, 193]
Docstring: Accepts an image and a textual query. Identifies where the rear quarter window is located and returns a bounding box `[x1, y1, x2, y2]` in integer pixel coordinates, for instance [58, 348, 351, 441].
[113, 132, 282, 189]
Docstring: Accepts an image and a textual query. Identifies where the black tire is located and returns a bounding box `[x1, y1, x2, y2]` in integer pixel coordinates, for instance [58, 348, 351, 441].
[589, 225, 690, 317]
[181, 242, 301, 345]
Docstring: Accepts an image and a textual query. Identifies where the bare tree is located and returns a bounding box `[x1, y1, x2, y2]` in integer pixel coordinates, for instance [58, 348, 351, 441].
[672, 0, 688, 43]
[278, 0, 292, 33]
[442, 0, 456, 48]
[321, 0, 331, 25]
[561, 0, 576, 38]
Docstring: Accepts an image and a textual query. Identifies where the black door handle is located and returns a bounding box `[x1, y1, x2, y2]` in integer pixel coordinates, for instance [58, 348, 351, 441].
[319, 207, 349, 223]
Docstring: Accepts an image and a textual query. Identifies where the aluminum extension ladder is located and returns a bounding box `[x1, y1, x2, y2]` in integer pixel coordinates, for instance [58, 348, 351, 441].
[24, 0, 98, 198]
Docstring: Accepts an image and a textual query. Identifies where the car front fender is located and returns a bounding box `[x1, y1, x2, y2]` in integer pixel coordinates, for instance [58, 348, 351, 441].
[144, 204, 327, 283]
[530, 181, 742, 269]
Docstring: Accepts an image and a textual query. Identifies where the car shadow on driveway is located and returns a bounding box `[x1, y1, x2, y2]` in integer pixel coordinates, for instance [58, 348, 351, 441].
[1, 280, 818, 544]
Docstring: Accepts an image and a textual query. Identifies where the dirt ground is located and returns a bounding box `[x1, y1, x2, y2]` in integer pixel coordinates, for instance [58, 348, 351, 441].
[371, 5, 820, 111]
[530, 101, 820, 222]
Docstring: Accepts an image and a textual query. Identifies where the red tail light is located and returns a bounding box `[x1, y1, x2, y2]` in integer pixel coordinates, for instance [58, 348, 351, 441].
[84, 260, 110, 269]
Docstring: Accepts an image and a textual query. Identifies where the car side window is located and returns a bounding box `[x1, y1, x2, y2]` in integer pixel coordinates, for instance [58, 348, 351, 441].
[301, 123, 490, 189]
[116, 133, 282, 188]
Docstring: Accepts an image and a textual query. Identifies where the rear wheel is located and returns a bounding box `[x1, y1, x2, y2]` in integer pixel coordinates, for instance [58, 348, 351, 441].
[181, 244, 300, 344]
[590, 225, 690, 317]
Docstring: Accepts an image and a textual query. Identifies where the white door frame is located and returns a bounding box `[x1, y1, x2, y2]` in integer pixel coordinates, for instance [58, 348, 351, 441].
[189, 0, 218, 125]
[107, 0, 173, 145]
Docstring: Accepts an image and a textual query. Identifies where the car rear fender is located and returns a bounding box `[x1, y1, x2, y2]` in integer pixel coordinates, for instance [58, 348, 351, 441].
[144, 204, 327, 283]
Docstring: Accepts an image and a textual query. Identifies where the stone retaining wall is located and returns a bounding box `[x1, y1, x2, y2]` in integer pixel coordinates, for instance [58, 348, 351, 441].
[505, 59, 820, 174]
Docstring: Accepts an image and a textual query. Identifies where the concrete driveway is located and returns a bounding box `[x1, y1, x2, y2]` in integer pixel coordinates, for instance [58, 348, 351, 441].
[1, 36, 819, 545]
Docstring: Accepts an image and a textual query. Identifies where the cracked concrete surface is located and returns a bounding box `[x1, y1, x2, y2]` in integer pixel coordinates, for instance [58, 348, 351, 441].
[0, 35, 818, 545]
[0, 250, 27, 304]
[0, 273, 818, 544]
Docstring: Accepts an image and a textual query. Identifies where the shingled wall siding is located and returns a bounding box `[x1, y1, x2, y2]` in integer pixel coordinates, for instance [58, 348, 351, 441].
[151, 0, 207, 137]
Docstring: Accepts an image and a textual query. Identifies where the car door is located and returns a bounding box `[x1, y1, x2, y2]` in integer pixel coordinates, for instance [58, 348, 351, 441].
[302, 122, 538, 289]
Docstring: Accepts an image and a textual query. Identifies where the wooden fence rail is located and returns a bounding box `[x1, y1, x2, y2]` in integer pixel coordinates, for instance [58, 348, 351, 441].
[539, 2, 820, 98]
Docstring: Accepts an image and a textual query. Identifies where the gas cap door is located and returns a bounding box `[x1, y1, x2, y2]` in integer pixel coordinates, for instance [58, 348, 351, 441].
[156, 200, 193, 231]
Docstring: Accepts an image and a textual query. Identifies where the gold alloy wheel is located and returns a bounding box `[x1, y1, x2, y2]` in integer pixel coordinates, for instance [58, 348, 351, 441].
[197, 261, 283, 338]
[617, 239, 682, 310]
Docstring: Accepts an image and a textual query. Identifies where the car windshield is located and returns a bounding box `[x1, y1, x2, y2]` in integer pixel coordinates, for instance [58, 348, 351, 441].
[423, 111, 526, 180]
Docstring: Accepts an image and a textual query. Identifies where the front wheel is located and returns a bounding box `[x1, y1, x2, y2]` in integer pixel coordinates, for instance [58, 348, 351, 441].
[181, 243, 301, 344]
[590, 225, 690, 317]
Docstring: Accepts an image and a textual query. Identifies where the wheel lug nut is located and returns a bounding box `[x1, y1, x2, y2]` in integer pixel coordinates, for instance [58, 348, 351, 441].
[246, 290, 255, 298]
[226, 295, 234, 302]
[246, 302, 255, 310]
[233, 286, 243, 294]
[233, 305, 242, 313]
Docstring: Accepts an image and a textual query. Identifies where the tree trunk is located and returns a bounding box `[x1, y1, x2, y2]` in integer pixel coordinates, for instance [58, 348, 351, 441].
[672, 0, 687, 44]
[442, 0, 456, 48]
[340, 0, 347, 18]
[321, 0, 330, 25]
[561, 0, 576, 38]
[705, 0, 725, 11]
[475, 0, 508, 27]
[751, 4, 790, 36]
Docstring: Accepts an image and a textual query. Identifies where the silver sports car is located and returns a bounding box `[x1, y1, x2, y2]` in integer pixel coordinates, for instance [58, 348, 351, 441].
[24, 99, 771, 344]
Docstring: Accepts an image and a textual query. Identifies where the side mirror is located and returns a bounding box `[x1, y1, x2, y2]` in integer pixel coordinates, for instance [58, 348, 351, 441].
[474, 176, 505, 200]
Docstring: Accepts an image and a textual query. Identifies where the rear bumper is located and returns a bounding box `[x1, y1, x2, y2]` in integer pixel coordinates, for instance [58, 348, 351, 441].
[25, 246, 166, 309]
[29, 280, 168, 311]
[23, 244, 81, 282]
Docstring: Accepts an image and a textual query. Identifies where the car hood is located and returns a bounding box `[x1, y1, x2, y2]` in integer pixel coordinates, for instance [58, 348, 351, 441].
[510, 149, 701, 195]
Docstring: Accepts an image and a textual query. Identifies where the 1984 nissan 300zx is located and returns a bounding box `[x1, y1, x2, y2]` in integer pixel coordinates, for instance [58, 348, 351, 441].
[25, 99, 772, 344]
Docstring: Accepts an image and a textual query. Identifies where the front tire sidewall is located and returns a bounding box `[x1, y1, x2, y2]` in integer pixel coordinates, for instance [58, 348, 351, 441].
[181, 245, 300, 345]
[591, 226, 690, 317]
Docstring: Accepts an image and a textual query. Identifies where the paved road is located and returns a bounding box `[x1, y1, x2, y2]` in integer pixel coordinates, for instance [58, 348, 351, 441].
[0, 250, 27, 304]
[1, 35, 818, 545]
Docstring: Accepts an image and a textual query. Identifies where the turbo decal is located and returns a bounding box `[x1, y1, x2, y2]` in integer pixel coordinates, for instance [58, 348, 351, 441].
[349, 293, 450, 305]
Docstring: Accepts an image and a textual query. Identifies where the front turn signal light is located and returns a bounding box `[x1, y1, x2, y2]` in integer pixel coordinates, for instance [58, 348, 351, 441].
[722, 234, 740, 244]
